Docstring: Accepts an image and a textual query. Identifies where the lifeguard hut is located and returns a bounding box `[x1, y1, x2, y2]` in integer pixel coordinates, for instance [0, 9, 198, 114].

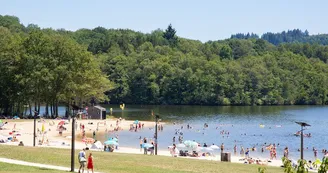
[87, 106, 106, 119]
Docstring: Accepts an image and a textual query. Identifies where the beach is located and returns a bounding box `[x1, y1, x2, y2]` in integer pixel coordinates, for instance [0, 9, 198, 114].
[0, 118, 287, 170]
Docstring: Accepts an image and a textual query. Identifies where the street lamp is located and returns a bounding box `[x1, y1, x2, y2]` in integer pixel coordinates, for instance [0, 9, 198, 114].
[154, 114, 160, 155]
[70, 104, 81, 172]
[33, 111, 39, 147]
[295, 122, 311, 160]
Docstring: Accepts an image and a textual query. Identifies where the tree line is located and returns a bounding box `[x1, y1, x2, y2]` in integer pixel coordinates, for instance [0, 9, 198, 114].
[1, 15, 328, 117]
[232, 29, 328, 45]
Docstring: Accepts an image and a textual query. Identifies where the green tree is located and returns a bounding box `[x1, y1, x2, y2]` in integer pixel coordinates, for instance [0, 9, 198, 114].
[163, 24, 178, 47]
[219, 45, 232, 59]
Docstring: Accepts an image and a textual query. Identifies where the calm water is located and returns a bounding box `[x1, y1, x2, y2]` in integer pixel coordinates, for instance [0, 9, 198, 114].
[40, 105, 328, 161]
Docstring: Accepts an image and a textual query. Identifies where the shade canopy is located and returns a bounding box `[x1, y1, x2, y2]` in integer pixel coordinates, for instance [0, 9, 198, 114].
[295, 122, 311, 127]
[104, 140, 119, 146]
[141, 143, 153, 148]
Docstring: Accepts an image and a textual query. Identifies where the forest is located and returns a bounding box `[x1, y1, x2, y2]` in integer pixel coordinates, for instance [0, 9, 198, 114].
[1, 15, 328, 116]
[231, 29, 328, 45]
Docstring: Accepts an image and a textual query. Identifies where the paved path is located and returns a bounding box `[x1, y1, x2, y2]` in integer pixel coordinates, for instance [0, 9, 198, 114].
[0, 157, 102, 173]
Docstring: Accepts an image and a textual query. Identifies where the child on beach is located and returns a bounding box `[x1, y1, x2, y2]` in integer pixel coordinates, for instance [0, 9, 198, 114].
[245, 148, 250, 158]
[233, 145, 237, 154]
[240, 146, 245, 157]
[87, 153, 94, 173]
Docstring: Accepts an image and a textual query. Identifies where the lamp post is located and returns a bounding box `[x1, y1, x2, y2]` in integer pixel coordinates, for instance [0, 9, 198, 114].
[154, 114, 160, 155]
[33, 111, 38, 147]
[295, 122, 311, 160]
[71, 105, 80, 172]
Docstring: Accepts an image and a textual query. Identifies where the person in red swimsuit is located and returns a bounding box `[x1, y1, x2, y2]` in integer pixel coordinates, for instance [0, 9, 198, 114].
[87, 153, 94, 173]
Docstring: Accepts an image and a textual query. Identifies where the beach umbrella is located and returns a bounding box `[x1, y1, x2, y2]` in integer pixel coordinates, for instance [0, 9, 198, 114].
[82, 137, 95, 144]
[176, 143, 186, 148]
[210, 145, 220, 150]
[49, 121, 55, 126]
[133, 120, 139, 124]
[141, 143, 153, 148]
[108, 137, 118, 142]
[184, 140, 198, 148]
[0, 135, 6, 140]
[198, 147, 214, 152]
[58, 121, 65, 126]
[104, 140, 119, 146]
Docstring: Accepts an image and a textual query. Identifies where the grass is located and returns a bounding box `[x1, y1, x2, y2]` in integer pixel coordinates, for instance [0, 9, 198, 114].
[0, 162, 68, 173]
[0, 145, 284, 173]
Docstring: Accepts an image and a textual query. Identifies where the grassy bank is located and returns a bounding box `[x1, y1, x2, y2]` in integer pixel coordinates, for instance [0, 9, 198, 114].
[0, 162, 66, 173]
[0, 145, 284, 173]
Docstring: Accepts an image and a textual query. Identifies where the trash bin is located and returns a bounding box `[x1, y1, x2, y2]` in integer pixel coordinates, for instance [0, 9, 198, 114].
[221, 152, 231, 162]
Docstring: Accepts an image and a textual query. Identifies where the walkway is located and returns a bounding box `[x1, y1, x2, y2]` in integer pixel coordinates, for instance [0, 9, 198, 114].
[0, 157, 102, 173]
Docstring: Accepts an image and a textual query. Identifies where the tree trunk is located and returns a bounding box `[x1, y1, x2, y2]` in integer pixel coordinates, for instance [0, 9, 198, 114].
[45, 103, 49, 117]
[37, 102, 41, 114]
[50, 102, 54, 118]
[34, 101, 37, 112]
[56, 102, 59, 117]
[28, 102, 32, 116]
[16, 102, 21, 118]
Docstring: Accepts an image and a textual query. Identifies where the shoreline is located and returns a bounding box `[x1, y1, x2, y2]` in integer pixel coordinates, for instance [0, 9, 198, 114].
[0, 119, 287, 169]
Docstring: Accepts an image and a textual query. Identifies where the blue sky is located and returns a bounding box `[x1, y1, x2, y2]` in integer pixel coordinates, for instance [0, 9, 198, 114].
[1, 0, 327, 42]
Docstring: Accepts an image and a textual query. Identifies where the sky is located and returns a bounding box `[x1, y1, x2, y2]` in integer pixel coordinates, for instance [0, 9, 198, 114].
[1, 0, 327, 42]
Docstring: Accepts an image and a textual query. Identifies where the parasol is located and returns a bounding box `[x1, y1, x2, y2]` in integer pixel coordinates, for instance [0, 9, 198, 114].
[141, 143, 153, 148]
[104, 140, 119, 146]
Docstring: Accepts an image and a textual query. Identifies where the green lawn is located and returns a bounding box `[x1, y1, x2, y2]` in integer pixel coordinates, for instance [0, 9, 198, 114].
[0, 145, 284, 173]
[0, 162, 67, 173]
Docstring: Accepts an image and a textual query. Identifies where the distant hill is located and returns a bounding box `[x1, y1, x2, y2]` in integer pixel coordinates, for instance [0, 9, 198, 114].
[231, 29, 328, 45]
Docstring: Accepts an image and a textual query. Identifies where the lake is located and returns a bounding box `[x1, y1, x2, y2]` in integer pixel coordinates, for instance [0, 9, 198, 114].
[40, 105, 328, 161]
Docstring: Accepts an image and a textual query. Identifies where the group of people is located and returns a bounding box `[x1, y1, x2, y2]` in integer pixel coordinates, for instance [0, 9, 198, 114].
[140, 137, 155, 155]
[78, 148, 94, 173]
[129, 122, 144, 132]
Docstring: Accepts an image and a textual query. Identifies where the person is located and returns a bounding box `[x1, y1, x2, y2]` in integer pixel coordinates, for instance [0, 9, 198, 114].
[245, 148, 250, 158]
[92, 131, 96, 140]
[284, 147, 289, 158]
[139, 139, 143, 152]
[240, 146, 245, 157]
[314, 148, 318, 158]
[87, 153, 94, 173]
[150, 142, 155, 155]
[273, 148, 277, 159]
[78, 148, 86, 173]
[143, 138, 148, 155]
[18, 141, 24, 146]
[173, 136, 175, 144]
[220, 143, 224, 152]
[233, 144, 237, 154]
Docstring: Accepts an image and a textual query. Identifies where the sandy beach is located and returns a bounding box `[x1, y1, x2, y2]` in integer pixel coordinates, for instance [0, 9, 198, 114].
[0, 118, 285, 169]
